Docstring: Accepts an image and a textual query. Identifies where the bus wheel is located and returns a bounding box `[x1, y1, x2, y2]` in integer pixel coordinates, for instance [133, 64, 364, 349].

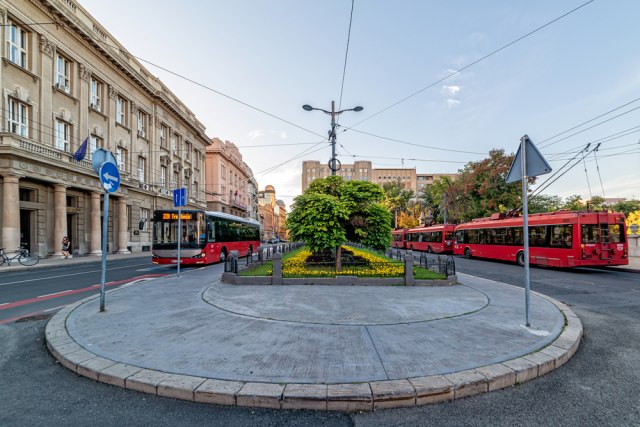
[427, 246, 432, 253]
[220, 248, 228, 262]
[464, 248, 472, 259]
[517, 251, 525, 267]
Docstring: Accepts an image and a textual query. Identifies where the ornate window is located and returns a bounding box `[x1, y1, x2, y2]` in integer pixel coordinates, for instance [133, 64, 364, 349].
[115, 96, 127, 125]
[56, 54, 71, 93]
[8, 98, 28, 137]
[90, 77, 102, 111]
[6, 21, 28, 68]
[55, 120, 71, 151]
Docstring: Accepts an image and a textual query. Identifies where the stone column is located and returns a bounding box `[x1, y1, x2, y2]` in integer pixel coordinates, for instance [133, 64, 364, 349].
[89, 192, 102, 256]
[116, 197, 130, 254]
[53, 184, 68, 258]
[1, 175, 21, 251]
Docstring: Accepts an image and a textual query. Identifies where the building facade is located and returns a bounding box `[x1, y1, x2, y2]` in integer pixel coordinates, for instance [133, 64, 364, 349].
[257, 185, 278, 242]
[204, 137, 257, 218]
[0, 0, 209, 257]
[301, 160, 457, 195]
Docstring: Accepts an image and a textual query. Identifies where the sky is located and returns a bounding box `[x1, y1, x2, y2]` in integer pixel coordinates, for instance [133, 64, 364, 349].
[79, 0, 640, 209]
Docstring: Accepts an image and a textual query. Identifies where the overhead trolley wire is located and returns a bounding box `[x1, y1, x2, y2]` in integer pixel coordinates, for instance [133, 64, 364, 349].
[342, 0, 595, 130]
[337, 0, 356, 114]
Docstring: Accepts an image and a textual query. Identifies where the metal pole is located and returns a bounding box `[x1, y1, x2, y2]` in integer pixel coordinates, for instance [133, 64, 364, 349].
[330, 100, 336, 176]
[99, 191, 108, 312]
[177, 207, 181, 277]
[521, 136, 531, 327]
[443, 193, 447, 224]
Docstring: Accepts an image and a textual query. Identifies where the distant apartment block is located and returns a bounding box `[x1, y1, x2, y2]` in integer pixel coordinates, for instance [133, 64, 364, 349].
[301, 160, 457, 194]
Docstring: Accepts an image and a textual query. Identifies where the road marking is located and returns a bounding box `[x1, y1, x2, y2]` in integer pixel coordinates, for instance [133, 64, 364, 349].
[0, 274, 167, 311]
[38, 290, 74, 298]
[0, 263, 154, 286]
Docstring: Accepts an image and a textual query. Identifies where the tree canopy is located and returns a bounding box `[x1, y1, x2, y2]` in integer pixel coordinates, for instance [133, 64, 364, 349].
[286, 176, 392, 252]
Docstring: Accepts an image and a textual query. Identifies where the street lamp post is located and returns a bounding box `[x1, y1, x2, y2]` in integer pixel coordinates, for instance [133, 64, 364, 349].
[302, 101, 363, 176]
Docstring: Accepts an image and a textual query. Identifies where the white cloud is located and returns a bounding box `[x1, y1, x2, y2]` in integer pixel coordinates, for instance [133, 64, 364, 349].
[442, 85, 461, 96]
[247, 129, 287, 140]
[446, 99, 461, 108]
[248, 129, 266, 140]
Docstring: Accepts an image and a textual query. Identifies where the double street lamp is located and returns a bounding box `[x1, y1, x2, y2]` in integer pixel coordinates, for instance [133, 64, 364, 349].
[302, 101, 363, 175]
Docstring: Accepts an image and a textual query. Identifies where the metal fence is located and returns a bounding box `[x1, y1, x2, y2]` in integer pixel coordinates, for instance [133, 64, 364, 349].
[386, 248, 456, 277]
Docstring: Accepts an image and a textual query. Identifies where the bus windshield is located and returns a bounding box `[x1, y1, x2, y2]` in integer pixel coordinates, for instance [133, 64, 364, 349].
[153, 211, 206, 248]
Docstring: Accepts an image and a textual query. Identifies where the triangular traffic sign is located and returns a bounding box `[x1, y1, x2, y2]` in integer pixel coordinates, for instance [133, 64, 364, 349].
[505, 135, 552, 183]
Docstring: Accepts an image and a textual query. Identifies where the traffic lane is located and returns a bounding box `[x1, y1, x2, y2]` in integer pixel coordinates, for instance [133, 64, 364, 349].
[0, 259, 171, 303]
[0, 274, 169, 324]
[453, 255, 640, 309]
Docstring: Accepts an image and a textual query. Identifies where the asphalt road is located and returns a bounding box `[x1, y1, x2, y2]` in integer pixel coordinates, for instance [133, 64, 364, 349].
[1, 256, 639, 426]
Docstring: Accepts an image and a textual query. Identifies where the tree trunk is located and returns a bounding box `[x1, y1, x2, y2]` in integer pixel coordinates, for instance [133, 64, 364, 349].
[335, 245, 342, 272]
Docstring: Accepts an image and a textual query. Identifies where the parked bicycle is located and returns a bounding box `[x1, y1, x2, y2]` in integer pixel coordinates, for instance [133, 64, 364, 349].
[0, 246, 40, 266]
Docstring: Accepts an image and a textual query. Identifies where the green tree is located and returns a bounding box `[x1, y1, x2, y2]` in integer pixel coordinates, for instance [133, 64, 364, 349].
[382, 181, 415, 227]
[562, 195, 584, 211]
[286, 176, 392, 269]
[529, 194, 563, 214]
[611, 199, 640, 215]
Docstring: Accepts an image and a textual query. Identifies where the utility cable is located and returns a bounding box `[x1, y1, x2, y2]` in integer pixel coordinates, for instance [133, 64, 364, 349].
[343, 0, 595, 130]
[593, 143, 606, 198]
[337, 0, 355, 114]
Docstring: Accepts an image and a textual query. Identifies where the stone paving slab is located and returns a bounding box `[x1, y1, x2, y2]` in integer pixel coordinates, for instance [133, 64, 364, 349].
[45, 267, 583, 411]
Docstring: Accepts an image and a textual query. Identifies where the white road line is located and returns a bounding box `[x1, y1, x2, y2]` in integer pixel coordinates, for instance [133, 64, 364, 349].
[0, 302, 8, 307]
[44, 305, 65, 313]
[0, 262, 153, 286]
[38, 290, 72, 298]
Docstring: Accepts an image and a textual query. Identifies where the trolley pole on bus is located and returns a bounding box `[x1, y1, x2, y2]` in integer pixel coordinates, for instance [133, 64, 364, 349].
[506, 135, 552, 327]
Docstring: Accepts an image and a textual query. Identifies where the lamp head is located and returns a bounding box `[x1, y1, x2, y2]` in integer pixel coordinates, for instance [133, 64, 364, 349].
[353, 106, 364, 112]
[302, 104, 313, 111]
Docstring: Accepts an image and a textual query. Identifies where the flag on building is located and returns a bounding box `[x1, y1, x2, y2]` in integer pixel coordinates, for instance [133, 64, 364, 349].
[73, 137, 89, 161]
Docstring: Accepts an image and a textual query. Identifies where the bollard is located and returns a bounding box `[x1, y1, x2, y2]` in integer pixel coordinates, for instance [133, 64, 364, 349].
[404, 253, 415, 286]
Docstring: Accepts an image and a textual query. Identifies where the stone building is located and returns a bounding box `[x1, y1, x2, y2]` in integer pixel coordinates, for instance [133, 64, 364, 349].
[205, 137, 258, 218]
[276, 199, 288, 241]
[0, 0, 209, 257]
[257, 185, 277, 242]
[301, 160, 457, 195]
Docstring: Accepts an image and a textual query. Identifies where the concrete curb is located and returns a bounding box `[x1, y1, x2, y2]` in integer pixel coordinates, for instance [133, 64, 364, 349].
[46, 286, 582, 412]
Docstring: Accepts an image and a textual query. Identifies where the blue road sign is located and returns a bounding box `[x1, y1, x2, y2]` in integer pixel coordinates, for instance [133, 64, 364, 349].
[173, 188, 187, 207]
[99, 162, 121, 193]
[92, 148, 118, 175]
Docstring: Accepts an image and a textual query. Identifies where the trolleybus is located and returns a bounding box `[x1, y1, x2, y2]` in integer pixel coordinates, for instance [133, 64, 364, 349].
[453, 210, 628, 268]
[151, 209, 260, 265]
[391, 224, 456, 254]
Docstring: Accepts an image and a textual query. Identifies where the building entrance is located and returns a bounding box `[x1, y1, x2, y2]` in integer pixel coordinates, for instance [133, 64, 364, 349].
[20, 210, 32, 252]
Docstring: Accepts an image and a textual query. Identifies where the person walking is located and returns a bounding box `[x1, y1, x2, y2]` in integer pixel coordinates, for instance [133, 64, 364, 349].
[61, 236, 71, 258]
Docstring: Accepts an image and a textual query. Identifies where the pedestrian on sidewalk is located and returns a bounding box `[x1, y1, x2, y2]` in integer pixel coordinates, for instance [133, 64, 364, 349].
[61, 236, 71, 258]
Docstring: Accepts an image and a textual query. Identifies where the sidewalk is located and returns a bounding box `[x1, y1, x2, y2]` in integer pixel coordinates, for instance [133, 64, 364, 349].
[46, 268, 583, 411]
[1, 250, 151, 272]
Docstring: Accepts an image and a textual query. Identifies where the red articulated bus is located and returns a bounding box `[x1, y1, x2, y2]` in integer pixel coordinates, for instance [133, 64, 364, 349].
[394, 224, 456, 253]
[152, 209, 260, 265]
[453, 210, 628, 268]
[391, 228, 407, 248]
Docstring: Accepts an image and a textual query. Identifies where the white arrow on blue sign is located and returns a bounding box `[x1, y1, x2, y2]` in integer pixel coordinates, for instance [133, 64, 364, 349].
[99, 162, 121, 193]
[173, 188, 187, 207]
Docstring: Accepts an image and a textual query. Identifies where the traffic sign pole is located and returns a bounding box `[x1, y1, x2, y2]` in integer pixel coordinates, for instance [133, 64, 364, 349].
[100, 191, 109, 312]
[177, 208, 181, 277]
[521, 136, 531, 327]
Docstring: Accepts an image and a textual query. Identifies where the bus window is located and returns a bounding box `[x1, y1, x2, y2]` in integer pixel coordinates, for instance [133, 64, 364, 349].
[609, 224, 625, 243]
[581, 225, 600, 244]
[549, 225, 572, 248]
[529, 226, 547, 247]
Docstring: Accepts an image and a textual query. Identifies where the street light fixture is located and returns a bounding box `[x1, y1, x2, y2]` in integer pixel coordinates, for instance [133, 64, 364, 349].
[302, 101, 363, 175]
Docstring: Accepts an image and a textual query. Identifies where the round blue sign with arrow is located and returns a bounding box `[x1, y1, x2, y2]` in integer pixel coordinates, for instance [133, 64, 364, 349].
[99, 162, 121, 193]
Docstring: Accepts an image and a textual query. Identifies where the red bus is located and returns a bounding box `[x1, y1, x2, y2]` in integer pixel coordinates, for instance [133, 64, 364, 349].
[453, 210, 628, 268]
[391, 228, 407, 248]
[404, 224, 456, 253]
[152, 209, 260, 265]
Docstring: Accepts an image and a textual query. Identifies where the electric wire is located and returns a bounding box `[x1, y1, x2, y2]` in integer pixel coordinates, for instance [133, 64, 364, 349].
[538, 96, 640, 149]
[337, 0, 355, 114]
[593, 144, 606, 198]
[342, 0, 595, 130]
[27, 23, 327, 140]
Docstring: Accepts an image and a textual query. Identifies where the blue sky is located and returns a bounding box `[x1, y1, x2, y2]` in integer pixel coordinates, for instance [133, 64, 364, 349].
[80, 0, 640, 208]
